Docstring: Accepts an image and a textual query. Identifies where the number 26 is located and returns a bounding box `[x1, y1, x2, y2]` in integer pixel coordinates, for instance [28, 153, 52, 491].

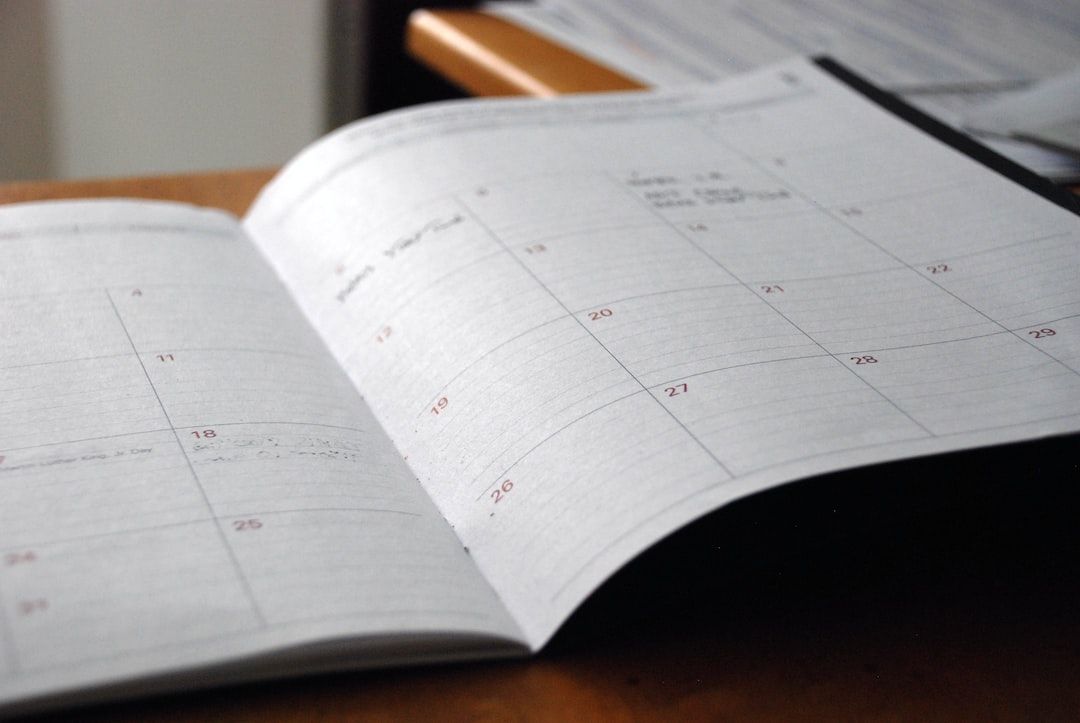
[490, 479, 513, 503]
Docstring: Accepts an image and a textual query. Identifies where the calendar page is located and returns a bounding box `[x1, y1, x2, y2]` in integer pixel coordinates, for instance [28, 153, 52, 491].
[3, 56, 1078, 711]
[0, 201, 523, 710]
[246, 57, 1080, 647]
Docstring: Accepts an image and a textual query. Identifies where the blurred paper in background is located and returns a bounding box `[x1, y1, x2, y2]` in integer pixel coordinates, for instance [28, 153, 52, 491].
[490, 0, 1080, 182]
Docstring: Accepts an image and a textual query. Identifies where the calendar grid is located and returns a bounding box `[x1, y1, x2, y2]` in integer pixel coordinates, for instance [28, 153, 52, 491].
[104, 289, 269, 628]
[456, 195, 736, 491]
[602, 168, 937, 439]
[306, 135, 1079, 617]
[406, 262, 1080, 431]
[4, 58, 1079, 703]
[239, 63, 1078, 648]
[694, 121, 1080, 378]
[1, 204, 520, 683]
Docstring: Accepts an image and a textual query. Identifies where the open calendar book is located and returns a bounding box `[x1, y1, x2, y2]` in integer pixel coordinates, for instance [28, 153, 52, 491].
[2, 58, 1078, 712]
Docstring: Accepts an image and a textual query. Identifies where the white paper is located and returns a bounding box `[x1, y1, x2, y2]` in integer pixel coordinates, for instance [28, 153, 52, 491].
[245, 58, 1080, 647]
[0, 201, 522, 710]
[4, 56, 1079, 711]
[963, 66, 1080, 156]
[489, 0, 1080, 180]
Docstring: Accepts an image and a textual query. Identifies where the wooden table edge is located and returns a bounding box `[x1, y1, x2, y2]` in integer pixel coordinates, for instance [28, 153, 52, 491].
[0, 168, 277, 217]
[406, 8, 646, 98]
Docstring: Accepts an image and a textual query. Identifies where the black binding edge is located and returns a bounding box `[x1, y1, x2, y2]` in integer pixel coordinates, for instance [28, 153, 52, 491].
[813, 56, 1080, 218]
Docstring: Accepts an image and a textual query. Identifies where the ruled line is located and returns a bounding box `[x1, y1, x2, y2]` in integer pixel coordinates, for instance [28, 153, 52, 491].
[0, 506, 425, 555]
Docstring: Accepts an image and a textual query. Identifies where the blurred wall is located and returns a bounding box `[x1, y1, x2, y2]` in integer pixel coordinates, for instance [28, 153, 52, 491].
[0, 1, 54, 180]
[0, 0, 330, 182]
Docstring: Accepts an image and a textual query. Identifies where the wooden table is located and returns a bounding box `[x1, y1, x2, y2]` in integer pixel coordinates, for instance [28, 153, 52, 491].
[0, 169, 275, 218]
[407, 9, 645, 98]
[3, 85, 1079, 723]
